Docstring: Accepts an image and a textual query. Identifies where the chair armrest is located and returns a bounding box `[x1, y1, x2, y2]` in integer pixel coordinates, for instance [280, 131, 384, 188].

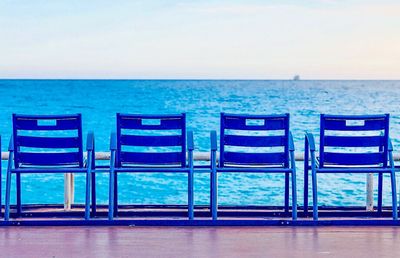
[210, 131, 218, 169]
[187, 131, 194, 151]
[187, 131, 194, 168]
[305, 132, 316, 152]
[110, 132, 117, 151]
[86, 131, 94, 151]
[85, 131, 95, 169]
[289, 131, 295, 151]
[210, 131, 217, 151]
[8, 136, 14, 152]
[388, 137, 394, 152]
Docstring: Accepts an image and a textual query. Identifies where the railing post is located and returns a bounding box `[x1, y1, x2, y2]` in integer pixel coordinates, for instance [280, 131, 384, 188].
[64, 173, 74, 210]
[366, 173, 374, 211]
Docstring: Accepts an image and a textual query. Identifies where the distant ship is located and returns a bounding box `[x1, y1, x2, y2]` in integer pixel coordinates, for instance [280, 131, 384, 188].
[293, 75, 300, 81]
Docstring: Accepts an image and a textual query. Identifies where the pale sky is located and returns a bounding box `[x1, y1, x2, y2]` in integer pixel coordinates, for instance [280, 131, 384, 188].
[0, 0, 399, 79]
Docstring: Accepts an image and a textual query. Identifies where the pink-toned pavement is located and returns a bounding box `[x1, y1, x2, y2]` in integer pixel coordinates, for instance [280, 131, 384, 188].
[0, 226, 399, 258]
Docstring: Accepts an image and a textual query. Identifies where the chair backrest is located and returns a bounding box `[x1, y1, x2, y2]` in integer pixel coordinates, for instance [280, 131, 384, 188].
[13, 114, 83, 168]
[116, 113, 186, 167]
[319, 114, 389, 168]
[219, 113, 290, 167]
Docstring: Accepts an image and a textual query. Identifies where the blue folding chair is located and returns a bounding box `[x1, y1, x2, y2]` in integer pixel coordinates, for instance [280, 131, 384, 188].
[4, 114, 95, 221]
[304, 114, 397, 221]
[108, 113, 194, 220]
[210, 113, 297, 220]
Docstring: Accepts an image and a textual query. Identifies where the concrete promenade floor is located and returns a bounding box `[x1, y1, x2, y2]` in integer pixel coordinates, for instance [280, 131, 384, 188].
[0, 226, 399, 257]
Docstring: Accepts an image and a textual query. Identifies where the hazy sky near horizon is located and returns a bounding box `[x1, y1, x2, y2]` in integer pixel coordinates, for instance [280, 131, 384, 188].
[0, 0, 399, 79]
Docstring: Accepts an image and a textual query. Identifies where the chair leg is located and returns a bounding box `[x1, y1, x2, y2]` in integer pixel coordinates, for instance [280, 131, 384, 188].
[109, 170, 115, 220]
[209, 172, 213, 216]
[303, 161, 309, 217]
[188, 170, 194, 220]
[312, 169, 318, 221]
[114, 172, 118, 217]
[5, 170, 12, 221]
[91, 172, 96, 217]
[390, 170, 398, 220]
[84, 170, 91, 220]
[16, 173, 22, 217]
[303, 140, 310, 217]
[284, 172, 289, 214]
[291, 170, 297, 220]
[211, 170, 218, 220]
[378, 173, 383, 214]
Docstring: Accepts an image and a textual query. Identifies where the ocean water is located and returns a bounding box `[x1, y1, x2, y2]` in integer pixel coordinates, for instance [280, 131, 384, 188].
[0, 79, 400, 207]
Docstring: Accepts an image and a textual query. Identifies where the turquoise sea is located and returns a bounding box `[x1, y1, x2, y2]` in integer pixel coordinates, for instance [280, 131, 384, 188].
[1, 80, 400, 207]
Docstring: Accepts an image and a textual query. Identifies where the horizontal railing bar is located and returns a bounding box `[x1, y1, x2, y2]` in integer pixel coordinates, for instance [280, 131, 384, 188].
[0, 151, 385, 212]
[2, 152, 400, 161]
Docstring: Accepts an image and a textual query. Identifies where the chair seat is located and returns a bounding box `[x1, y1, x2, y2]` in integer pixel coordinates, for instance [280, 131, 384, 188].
[216, 167, 293, 173]
[315, 167, 392, 173]
[114, 167, 191, 173]
[11, 167, 87, 173]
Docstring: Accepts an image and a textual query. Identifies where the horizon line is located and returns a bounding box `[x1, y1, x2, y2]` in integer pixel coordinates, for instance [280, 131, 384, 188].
[1, 78, 400, 81]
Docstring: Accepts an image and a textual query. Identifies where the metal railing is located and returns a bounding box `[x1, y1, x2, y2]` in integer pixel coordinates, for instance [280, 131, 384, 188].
[2, 151, 395, 211]
[3, 151, 400, 161]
